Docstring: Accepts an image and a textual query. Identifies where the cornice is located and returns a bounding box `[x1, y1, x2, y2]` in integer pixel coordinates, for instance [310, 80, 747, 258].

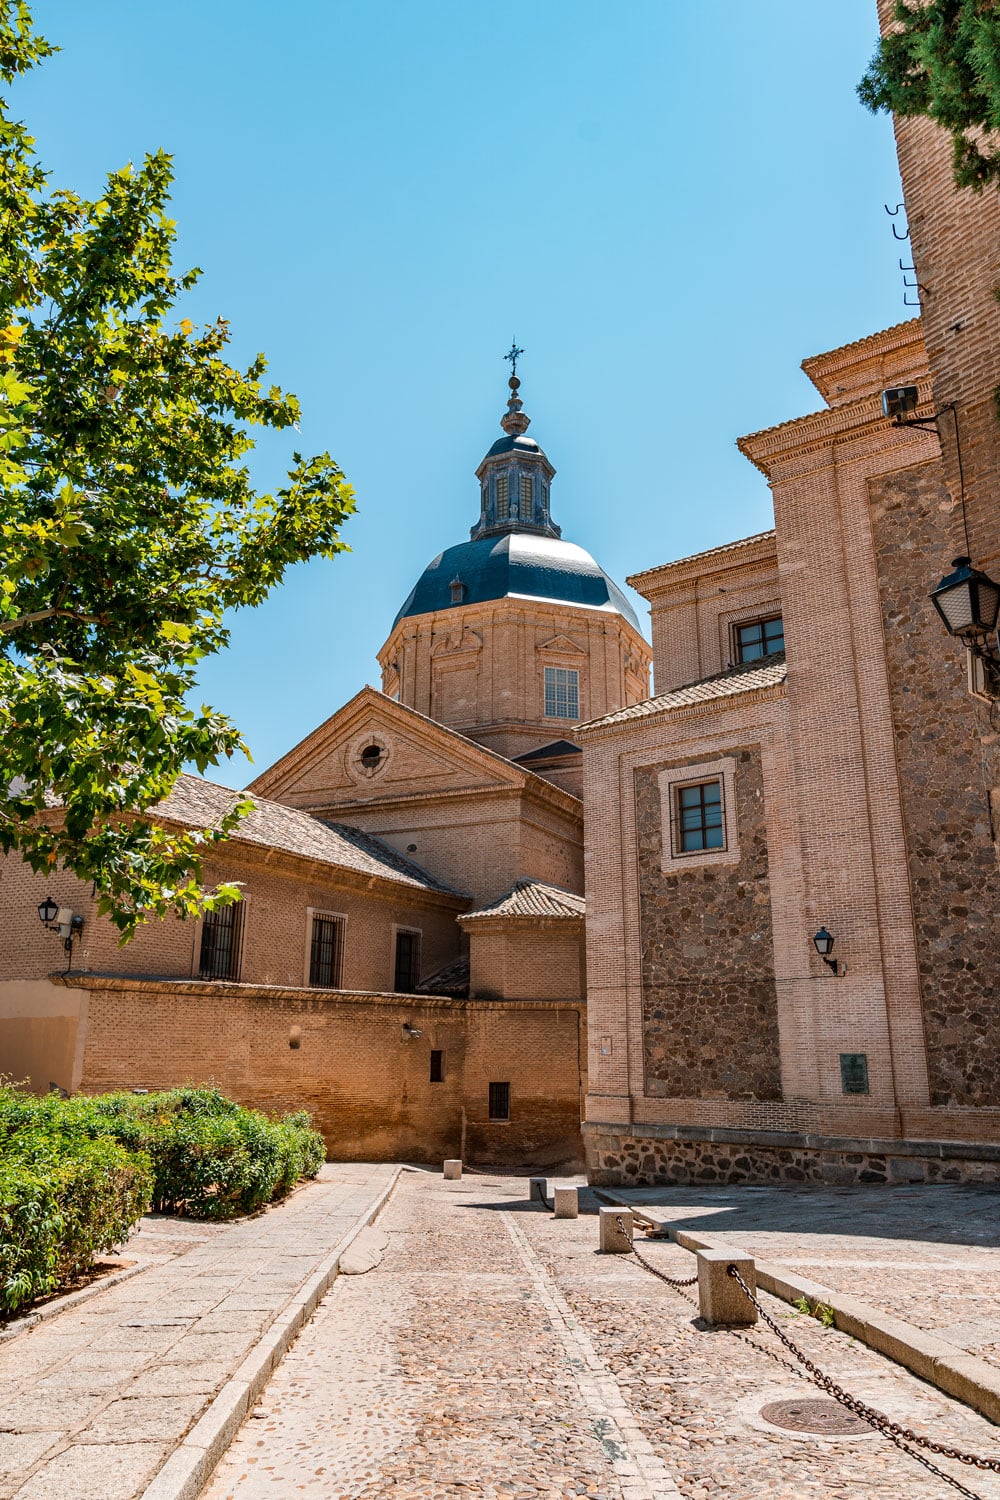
[737, 389, 938, 477]
[576, 679, 787, 742]
[629, 533, 778, 597]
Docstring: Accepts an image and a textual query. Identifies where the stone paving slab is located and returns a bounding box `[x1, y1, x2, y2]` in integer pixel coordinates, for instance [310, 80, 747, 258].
[202, 1173, 1000, 1499]
[604, 1181, 1000, 1365]
[0, 1163, 398, 1500]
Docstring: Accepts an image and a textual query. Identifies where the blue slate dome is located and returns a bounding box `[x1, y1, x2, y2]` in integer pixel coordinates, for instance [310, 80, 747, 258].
[393, 531, 641, 630]
[392, 370, 641, 633]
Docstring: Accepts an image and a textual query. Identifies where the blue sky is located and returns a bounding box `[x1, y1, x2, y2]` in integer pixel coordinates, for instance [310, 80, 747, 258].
[25, 2, 903, 787]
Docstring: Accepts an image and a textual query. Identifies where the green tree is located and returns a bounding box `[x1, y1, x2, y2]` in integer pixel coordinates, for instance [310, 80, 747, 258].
[0, 2, 354, 936]
[859, 1, 1000, 191]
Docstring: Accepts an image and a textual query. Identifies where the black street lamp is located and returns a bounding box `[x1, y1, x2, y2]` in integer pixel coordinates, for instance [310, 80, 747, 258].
[37, 895, 58, 928]
[930, 556, 1000, 639]
[812, 927, 843, 977]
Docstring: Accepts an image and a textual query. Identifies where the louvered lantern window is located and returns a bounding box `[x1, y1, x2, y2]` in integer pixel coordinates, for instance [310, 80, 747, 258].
[519, 474, 532, 518]
[675, 780, 725, 854]
[309, 914, 344, 988]
[496, 474, 509, 517]
[544, 666, 579, 719]
[199, 901, 245, 981]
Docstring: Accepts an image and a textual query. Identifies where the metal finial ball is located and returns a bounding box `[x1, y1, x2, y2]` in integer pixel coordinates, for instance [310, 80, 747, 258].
[509, 376, 520, 391]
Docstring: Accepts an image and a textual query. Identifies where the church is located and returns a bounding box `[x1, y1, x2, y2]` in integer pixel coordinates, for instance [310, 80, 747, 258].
[6, 1, 1000, 1184]
[0, 369, 649, 1172]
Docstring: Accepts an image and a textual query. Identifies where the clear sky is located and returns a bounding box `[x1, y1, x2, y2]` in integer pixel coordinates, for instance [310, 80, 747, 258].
[24, 2, 903, 788]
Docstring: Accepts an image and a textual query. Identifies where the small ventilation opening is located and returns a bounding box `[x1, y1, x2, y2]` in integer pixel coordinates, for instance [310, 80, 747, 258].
[430, 1050, 444, 1083]
[488, 1081, 510, 1121]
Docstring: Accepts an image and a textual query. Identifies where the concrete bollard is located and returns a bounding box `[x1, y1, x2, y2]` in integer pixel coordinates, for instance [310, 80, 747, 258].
[696, 1248, 757, 1326]
[529, 1175, 548, 1206]
[599, 1205, 633, 1253]
[554, 1186, 579, 1219]
[443, 1159, 462, 1180]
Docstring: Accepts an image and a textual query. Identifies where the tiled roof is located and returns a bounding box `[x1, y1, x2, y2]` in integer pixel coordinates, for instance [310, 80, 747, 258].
[628, 530, 776, 586]
[514, 739, 583, 764]
[460, 878, 585, 922]
[576, 652, 787, 731]
[156, 774, 466, 897]
[416, 957, 470, 997]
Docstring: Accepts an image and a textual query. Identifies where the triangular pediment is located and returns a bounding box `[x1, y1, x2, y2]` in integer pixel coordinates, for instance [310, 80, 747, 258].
[249, 687, 531, 810]
[537, 632, 587, 657]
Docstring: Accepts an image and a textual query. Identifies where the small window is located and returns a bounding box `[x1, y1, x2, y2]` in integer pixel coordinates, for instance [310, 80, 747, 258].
[309, 914, 344, 988]
[735, 615, 784, 662]
[488, 1081, 510, 1120]
[544, 665, 579, 719]
[676, 780, 724, 854]
[360, 744, 383, 770]
[199, 901, 245, 981]
[496, 474, 509, 517]
[394, 929, 421, 992]
[430, 1049, 444, 1083]
[449, 577, 465, 605]
[519, 474, 532, 518]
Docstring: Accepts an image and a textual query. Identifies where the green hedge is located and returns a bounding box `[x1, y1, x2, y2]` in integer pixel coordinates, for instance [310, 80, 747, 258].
[0, 1085, 326, 1315]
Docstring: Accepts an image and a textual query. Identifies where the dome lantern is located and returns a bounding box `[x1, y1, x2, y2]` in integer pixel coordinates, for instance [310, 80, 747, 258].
[471, 353, 560, 542]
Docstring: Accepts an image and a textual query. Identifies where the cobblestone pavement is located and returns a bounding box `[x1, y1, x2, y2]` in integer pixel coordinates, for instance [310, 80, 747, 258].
[608, 1183, 1000, 1370]
[202, 1173, 1000, 1500]
[0, 1164, 396, 1500]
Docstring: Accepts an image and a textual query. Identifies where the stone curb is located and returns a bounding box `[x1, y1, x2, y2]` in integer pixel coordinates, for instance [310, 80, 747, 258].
[594, 1189, 1000, 1428]
[139, 1166, 404, 1500]
[0, 1259, 149, 1343]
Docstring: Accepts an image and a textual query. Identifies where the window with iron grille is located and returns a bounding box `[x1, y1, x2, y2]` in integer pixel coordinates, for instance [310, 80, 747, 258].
[429, 1049, 444, 1083]
[519, 474, 532, 518]
[199, 901, 245, 981]
[544, 666, 579, 719]
[735, 615, 784, 662]
[496, 474, 509, 518]
[394, 929, 421, 992]
[675, 780, 725, 854]
[309, 914, 344, 988]
[488, 1081, 510, 1120]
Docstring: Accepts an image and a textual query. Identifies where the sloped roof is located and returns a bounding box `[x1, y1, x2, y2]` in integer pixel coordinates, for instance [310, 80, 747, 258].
[156, 774, 466, 897]
[628, 530, 776, 589]
[576, 652, 787, 732]
[460, 877, 585, 923]
[416, 957, 470, 997]
[514, 739, 582, 764]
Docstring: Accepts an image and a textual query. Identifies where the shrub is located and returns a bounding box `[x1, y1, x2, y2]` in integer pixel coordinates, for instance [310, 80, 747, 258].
[0, 1083, 325, 1314]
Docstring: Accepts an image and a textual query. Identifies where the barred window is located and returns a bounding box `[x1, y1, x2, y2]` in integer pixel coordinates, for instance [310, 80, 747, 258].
[676, 780, 725, 854]
[519, 474, 532, 518]
[735, 615, 784, 662]
[394, 929, 421, 992]
[496, 474, 508, 517]
[199, 901, 245, 981]
[488, 1081, 510, 1120]
[544, 666, 579, 719]
[309, 914, 344, 988]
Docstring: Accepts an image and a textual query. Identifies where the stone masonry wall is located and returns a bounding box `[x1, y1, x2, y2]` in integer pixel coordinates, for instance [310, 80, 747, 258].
[586, 1126, 1000, 1188]
[869, 460, 1000, 1107]
[634, 747, 781, 1101]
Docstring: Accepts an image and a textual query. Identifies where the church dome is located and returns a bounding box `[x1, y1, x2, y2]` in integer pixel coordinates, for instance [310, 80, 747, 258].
[392, 364, 641, 632]
[392, 531, 642, 630]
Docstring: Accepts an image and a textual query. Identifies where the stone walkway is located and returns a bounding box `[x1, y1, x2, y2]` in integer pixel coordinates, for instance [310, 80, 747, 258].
[0, 1163, 397, 1500]
[202, 1172, 1000, 1499]
[607, 1182, 1000, 1371]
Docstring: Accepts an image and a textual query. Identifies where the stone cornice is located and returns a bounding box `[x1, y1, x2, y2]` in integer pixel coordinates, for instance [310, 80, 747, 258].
[628, 532, 778, 597]
[576, 679, 787, 742]
[737, 388, 938, 477]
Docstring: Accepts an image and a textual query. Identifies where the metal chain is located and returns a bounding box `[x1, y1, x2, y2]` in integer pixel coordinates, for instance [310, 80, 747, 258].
[615, 1214, 699, 1288]
[611, 1212, 993, 1500]
[532, 1179, 554, 1213]
[726, 1264, 1000, 1480]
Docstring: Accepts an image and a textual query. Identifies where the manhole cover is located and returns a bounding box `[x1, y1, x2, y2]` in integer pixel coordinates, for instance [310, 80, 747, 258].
[759, 1398, 871, 1436]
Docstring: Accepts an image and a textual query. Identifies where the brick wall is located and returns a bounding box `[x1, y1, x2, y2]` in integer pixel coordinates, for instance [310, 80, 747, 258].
[66, 976, 586, 1170]
[465, 919, 585, 1001]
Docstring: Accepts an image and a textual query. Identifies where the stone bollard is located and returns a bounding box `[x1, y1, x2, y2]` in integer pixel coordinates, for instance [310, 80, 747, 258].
[443, 1159, 462, 1180]
[529, 1175, 548, 1206]
[554, 1186, 579, 1219]
[696, 1248, 757, 1326]
[599, 1205, 633, 1253]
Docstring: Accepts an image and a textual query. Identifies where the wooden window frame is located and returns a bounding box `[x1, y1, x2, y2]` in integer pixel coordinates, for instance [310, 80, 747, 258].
[733, 613, 784, 664]
[657, 757, 741, 873]
[543, 665, 580, 719]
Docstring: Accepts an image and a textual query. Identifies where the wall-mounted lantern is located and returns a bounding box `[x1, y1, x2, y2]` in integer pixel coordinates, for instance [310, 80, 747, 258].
[930, 556, 1000, 699]
[812, 927, 844, 977]
[37, 895, 84, 971]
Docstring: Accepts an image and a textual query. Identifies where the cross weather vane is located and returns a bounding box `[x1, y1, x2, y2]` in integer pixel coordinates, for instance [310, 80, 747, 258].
[504, 340, 525, 378]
